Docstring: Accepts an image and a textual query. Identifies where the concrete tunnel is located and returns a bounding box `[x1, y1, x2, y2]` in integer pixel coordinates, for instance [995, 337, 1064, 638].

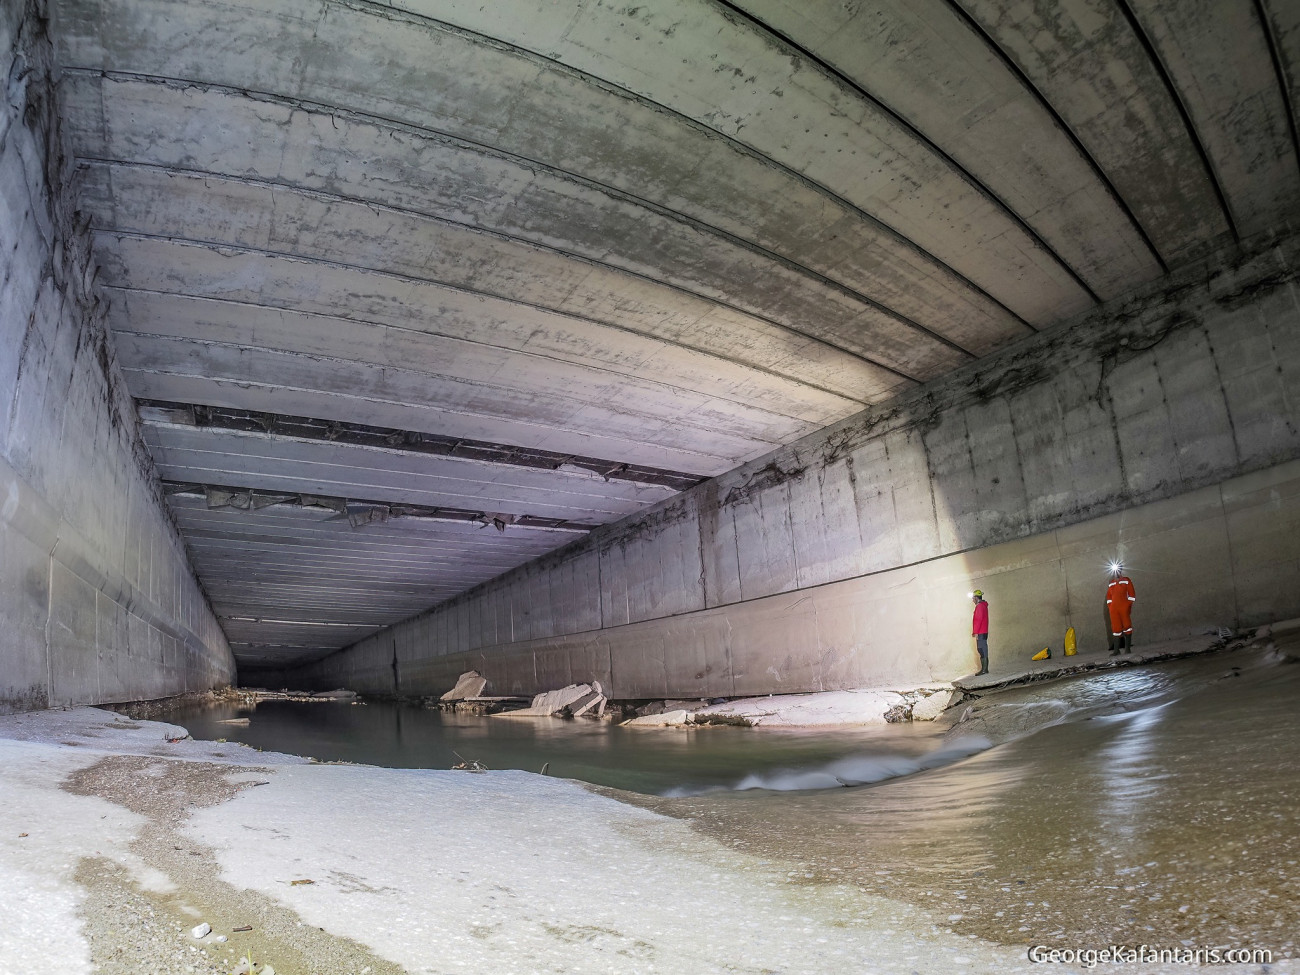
[5, 0, 1300, 712]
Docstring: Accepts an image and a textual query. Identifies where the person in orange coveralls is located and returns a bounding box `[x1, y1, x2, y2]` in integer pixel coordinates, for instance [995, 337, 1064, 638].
[1107, 564, 1136, 655]
[971, 589, 989, 675]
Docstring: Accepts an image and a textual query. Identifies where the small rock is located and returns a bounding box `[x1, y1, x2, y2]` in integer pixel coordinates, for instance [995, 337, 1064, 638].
[190, 922, 211, 939]
[883, 703, 912, 723]
[214, 935, 228, 943]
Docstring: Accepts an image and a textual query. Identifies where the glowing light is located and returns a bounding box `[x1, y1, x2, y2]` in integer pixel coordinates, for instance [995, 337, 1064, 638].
[1108, 561, 1123, 574]
[966, 591, 974, 598]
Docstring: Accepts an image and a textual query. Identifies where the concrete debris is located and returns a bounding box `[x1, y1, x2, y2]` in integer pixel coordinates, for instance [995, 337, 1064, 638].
[910, 689, 956, 722]
[634, 699, 707, 717]
[693, 690, 906, 727]
[440, 671, 489, 702]
[223, 688, 363, 704]
[567, 691, 605, 716]
[622, 689, 959, 727]
[190, 922, 211, 939]
[216, 717, 251, 726]
[496, 684, 593, 717]
[623, 709, 693, 727]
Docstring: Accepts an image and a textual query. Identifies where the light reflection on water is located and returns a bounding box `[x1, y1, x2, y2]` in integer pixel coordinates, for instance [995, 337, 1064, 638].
[642, 643, 1300, 953]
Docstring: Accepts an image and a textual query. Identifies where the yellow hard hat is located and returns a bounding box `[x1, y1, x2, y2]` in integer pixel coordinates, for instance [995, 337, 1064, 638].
[971, 589, 983, 598]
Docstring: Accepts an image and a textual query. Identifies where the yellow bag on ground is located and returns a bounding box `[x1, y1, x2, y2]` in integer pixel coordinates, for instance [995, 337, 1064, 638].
[1031, 647, 1051, 661]
[1064, 626, 1077, 656]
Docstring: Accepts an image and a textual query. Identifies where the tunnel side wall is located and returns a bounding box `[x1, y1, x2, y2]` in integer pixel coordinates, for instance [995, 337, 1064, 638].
[288, 238, 1300, 698]
[0, 2, 235, 712]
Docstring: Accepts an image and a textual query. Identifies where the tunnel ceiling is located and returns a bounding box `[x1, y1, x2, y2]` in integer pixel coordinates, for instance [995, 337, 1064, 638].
[49, 0, 1300, 668]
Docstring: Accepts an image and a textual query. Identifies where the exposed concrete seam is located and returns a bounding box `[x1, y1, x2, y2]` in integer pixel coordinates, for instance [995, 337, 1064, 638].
[1111, 0, 1240, 242]
[161, 481, 599, 531]
[114, 354, 757, 467]
[1218, 483, 1242, 630]
[1203, 325, 1244, 468]
[710, 0, 1100, 305]
[140, 401, 707, 487]
[938, 0, 1169, 274]
[1267, 291, 1299, 436]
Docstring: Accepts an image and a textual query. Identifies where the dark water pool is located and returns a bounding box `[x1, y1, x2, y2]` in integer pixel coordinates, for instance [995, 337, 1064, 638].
[166, 696, 947, 795]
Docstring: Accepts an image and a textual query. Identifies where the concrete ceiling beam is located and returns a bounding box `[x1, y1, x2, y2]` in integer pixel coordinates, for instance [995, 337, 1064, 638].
[53, 0, 1082, 325]
[93, 233, 907, 406]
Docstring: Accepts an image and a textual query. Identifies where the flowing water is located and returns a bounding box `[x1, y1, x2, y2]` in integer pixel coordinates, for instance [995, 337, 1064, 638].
[171, 636, 1300, 956]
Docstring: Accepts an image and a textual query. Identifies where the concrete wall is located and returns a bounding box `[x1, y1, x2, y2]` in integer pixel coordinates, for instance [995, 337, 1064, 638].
[290, 235, 1300, 699]
[0, 0, 234, 712]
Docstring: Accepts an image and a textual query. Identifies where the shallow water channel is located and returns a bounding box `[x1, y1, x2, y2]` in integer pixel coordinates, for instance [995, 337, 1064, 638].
[172, 640, 1300, 956]
[166, 694, 948, 795]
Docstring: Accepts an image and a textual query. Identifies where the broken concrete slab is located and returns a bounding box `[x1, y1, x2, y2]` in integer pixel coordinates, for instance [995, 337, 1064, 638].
[440, 671, 489, 702]
[693, 690, 906, 727]
[910, 689, 954, 721]
[623, 709, 692, 727]
[568, 692, 605, 717]
[494, 683, 593, 717]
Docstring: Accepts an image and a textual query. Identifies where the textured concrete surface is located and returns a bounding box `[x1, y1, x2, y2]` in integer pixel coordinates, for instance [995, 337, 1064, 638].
[291, 242, 1300, 696]
[0, 2, 233, 712]
[30, 0, 1300, 667]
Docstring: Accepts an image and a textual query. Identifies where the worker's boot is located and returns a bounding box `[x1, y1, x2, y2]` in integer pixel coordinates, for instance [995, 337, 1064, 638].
[1108, 636, 1120, 657]
[1122, 633, 1133, 654]
[977, 660, 989, 676]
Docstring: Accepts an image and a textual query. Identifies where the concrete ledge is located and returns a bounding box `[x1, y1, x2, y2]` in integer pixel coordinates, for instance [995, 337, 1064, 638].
[952, 632, 1248, 692]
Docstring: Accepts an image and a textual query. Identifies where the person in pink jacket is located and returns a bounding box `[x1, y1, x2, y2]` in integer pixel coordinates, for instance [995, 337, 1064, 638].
[971, 589, 989, 676]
